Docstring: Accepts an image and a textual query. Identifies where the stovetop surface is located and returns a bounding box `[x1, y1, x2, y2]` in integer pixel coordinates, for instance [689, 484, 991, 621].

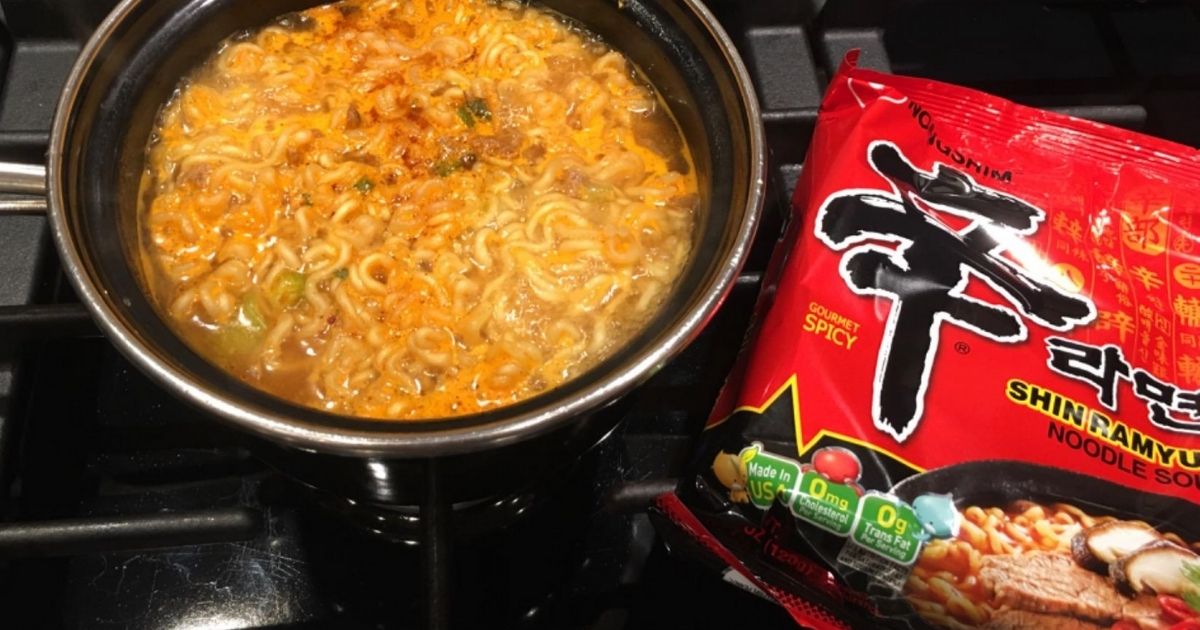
[2, 0, 1200, 628]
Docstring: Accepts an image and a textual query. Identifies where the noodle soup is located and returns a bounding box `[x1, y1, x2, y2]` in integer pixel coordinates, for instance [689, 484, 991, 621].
[906, 501, 1200, 629]
[138, 0, 698, 420]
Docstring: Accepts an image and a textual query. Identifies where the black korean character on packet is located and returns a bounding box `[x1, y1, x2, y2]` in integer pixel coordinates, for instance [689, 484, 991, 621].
[1133, 369, 1200, 435]
[1177, 391, 1200, 418]
[1045, 338, 1130, 410]
[1046, 338, 1200, 434]
[816, 142, 1096, 442]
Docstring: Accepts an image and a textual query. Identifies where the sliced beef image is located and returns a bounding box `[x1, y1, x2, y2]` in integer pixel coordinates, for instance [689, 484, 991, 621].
[980, 552, 1125, 622]
[981, 609, 1105, 630]
[1121, 595, 1170, 630]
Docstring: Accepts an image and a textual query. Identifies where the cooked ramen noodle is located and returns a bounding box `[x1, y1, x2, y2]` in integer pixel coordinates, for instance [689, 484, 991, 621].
[138, 0, 698, 419]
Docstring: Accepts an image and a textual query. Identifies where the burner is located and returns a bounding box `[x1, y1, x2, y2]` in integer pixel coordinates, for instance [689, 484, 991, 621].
[287, 427, 621, 543]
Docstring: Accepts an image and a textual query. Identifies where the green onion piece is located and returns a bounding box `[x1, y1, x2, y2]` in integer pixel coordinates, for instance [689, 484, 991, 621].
[216, 292, 269, 359]
[457, 105, 475, 128]
[432, 160, 458, 177]
[237, 291, 268, 331]
[1184, 563, 1200, 612]
[271, 270, 306, 307]
[465, 97, 492, 121]
[213, 325, 262, 359]
[333, 267, 349, 280]
[353, 177, 374, 193]
[1187, 591, 1200, 617]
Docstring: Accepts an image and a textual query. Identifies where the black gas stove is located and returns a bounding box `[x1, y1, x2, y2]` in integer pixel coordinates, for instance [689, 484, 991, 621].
[1, 0, 1199, 628]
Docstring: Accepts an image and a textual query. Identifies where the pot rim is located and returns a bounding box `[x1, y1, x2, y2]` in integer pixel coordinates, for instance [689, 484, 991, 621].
[46, 0, 767, 457]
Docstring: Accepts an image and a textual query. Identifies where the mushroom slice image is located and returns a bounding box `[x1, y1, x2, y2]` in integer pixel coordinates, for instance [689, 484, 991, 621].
[1111, 540, 1200, 596]
[1072, 521, 1163, 573]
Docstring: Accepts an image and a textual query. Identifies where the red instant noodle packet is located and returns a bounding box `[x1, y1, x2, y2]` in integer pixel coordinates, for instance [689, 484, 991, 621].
[655, 52, 1200, 629]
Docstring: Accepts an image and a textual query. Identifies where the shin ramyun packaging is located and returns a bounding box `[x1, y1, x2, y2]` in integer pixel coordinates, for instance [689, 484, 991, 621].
[654, 53, 1200, 630]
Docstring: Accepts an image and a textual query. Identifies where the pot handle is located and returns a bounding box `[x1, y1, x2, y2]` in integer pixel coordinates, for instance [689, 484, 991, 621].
[0, 162, 47, 215]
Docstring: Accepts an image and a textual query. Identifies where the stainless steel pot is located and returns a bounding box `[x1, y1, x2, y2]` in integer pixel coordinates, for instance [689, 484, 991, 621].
[0, 0, 765, 505]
